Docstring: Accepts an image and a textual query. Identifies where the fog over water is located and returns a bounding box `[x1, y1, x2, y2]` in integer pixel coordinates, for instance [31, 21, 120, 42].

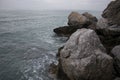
[0, 0, 112, 11]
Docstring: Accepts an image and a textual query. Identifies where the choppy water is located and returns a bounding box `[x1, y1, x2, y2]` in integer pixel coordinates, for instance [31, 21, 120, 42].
[0, 10, 101, 80]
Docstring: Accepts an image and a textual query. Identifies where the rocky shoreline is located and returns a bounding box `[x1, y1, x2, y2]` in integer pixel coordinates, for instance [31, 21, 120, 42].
[50, 0, 120, 80]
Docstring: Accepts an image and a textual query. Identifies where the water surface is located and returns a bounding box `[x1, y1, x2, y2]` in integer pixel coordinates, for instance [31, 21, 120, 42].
[0, 10, 101, 80]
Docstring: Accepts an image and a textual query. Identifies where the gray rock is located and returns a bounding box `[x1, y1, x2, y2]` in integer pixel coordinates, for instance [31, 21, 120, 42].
[96, 18, 120, 53]
[68, 12, 88, 26]
[97, 18, 120, 36]
[102, 0, 120, 26]
[97, 18, 108, 29]
[59, 29, 113, 80]
[53, 12, 98, 37]
[114, 77, 120, 80]
[111, 45, 120, 76]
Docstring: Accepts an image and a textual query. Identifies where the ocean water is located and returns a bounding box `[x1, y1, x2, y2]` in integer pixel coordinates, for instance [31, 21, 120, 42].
[0, 10, 101, 80]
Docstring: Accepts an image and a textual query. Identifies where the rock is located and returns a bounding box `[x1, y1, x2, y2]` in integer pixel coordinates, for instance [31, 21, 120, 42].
[97, 18, 108, 30]
[102, 0, 120, 26]
[54, 12, 97, 36]
[114, 77, 120, 80]
[97, 18, 120, 36]
[88, 23, 97, 30]
[49, 63, 58, 79]
[96, 18, 109, 36]
[96, 18, 120, 53]
[111, 45, 120, 76]
[59, 29, 113, 80]
[68, 12, 88, 26]
[53, 26, 80, 36]
[82, 12, 98, 23]
[53, 24, 91, 37]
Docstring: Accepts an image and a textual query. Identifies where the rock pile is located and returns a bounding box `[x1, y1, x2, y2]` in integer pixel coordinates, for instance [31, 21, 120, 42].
[51, 0, 120, 80]
[53, 12, 97, 36]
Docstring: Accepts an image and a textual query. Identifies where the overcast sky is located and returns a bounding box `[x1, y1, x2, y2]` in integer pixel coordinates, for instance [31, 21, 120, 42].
[0, 0, 112, 11]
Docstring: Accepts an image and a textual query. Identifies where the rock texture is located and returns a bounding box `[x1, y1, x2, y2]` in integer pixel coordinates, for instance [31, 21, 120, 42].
[102, 0, 120, 26]
[54, 12, 98, 36]
[97, 18, 120, 36]
[96, 18, 120, 53]
[59, 29, 113, 80]
[68, 12, 88, 26]
[111, 45, 120, 77]
[52, 0, 120, 79]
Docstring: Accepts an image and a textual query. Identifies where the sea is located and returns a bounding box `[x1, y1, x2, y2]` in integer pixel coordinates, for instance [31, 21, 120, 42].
[0, 10, 102, 80]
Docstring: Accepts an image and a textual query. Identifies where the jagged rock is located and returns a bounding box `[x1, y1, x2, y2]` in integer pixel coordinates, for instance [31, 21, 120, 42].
[59, 29, 113, 80]
[68, 12, 88, 26]
[102, 0, 120, 26]
[82, 12, 98, 23]
[111, 45, 120, 77]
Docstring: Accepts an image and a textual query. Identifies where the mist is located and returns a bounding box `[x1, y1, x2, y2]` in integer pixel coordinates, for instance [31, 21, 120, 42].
[0, 0, 112, 11]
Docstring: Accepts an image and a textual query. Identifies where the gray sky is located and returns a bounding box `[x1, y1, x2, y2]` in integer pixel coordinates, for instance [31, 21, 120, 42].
[0, 0, 112, 11]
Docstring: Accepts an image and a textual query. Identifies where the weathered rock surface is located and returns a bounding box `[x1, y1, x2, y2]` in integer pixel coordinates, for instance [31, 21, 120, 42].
[59, 29, 113, 80]
[111, 45, 120, 77]
[68, 12, 88, 26]
[102, 0, 120, 26]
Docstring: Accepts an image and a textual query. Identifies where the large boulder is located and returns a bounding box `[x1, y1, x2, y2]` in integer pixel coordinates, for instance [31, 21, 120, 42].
[59, 29, 113, 80]
[111, 45, 120, 76]
[102, 0, 120, 26]
[68, 12, 88, 26]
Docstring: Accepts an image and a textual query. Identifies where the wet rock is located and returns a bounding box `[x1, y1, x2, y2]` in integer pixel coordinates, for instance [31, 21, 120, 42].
[111, 45, 120, 77]
[49, 63, 58, 79]
[102, 0, 120, 26]
[59, 29, 113, 80]
[68, 12, 88, 26]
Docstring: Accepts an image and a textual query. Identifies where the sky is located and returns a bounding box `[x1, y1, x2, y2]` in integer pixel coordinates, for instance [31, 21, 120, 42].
[0, 0, 112, 11]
